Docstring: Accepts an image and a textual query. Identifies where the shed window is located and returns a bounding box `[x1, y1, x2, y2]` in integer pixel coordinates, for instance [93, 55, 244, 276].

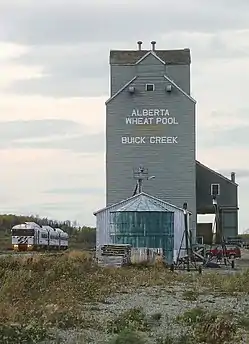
[211, 183, 220, 196]
[145, 84, 155, 91]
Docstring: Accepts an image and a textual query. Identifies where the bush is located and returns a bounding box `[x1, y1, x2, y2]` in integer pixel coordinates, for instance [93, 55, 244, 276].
[107, 308, 149, 334]
[195, 313, 237, 344]
[176, 307, 237, 344]
[0, 323, 49, 344]
[109, 329, 146, 344]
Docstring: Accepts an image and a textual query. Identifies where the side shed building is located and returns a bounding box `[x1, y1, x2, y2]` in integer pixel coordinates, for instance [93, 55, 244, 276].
[94, 192, 190, 263]
[196, 161, 238, 238]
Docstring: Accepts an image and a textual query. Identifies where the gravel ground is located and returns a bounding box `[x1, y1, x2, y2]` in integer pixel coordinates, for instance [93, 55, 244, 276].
[44, 250, 249, 344]
[46, 284, 249, 343]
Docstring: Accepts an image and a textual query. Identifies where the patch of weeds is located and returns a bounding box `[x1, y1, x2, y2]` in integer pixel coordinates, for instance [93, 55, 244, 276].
[106, 308, 149, 334]
[195, 270, 249, 295]
[147, 312, 162, 327]
[176, 307, 205, 324]
[150, 312, 162, 321]
[130, 261, 151, 269]
[156, 333, 194, 344]
[182, 289, 199, 301]
[0, 323, 50, 344]
[108, 329, 146, 344]
[90, 305, 101, 311]
[238, 314, 249, 330]
[176, 307, 237, 344]
[194, 313, 237, 344]
[43, 307, 96, 330]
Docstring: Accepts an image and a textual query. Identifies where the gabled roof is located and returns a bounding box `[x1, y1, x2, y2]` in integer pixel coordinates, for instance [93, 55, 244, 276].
[94, 192, 191, 216]
[105, 76, 137, 105]
[196, 160, 238, 186]
[109, 48, 191, 65]
[164, 75, 196, 104]
[135, 50, 165, 65]
[105, 72, 196, 105]
[113, 193, 171, 212]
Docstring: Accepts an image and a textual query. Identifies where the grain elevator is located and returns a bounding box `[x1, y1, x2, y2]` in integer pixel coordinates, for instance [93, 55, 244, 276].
[102, 41, 238, 245]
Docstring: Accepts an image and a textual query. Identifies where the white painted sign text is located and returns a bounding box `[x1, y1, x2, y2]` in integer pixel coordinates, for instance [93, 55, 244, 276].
[121, 108, 179, 144]
[121, 136, 178, 144]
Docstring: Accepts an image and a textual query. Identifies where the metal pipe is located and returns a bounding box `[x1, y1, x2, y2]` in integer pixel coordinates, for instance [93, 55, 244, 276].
[183, 202, 190, 272]
[137, 41, 143, 50]
[151, 41, 156, 50]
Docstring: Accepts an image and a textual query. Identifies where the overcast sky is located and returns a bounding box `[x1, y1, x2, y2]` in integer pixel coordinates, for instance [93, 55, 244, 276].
[0, 0, 249, 231]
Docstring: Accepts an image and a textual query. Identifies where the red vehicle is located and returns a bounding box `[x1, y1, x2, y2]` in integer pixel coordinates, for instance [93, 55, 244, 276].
[206, 245, 241, 259]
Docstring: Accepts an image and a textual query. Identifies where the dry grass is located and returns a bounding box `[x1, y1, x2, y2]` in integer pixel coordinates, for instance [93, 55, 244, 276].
[0, 251, 181, 343]
[189, 270, 249, 295]
[0, 251, 249, 343]
[175, 307, 237, 344]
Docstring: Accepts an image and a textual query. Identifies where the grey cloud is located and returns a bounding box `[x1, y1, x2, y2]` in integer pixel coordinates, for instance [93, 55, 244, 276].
[12, 44, 109, 79]
[0, 119, 81, 141]
[209, 109, 249, 119]
[195, 38, 249, 61]
[162, 32, 249, 62]
[219, 169, 249, 179]
[0, 1, 248, 46]
[27, 201, 99, 225]
[198, 125, 249, 148]
[0, 119, 105, 154]
[24, 201, 86, 212]
[8, 35, 249, 98]
[45, 186, 104, 194]
[7, 44, 110, 97]
[9, 76, 108, 98]
[7, 132, 105, 154]
[2, 1, 249, 98]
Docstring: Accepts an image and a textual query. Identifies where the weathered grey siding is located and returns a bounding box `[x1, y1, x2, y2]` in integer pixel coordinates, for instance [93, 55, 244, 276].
[196, 161, 238, 237]
[220, 210, 238, 238]
[106, 52, 196, 235]
[135, 54, 166, 76]
[196, 162, 238, 212]
[166, 65, 190, 94]
[111, 65, 135, 95]
[196, 223, 213, 245]
[111, 56, 190, 95]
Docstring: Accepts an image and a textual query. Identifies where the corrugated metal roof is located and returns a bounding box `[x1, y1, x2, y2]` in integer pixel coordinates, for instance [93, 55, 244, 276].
[112, 193, 171, 212]
[94, 192, 191, 215]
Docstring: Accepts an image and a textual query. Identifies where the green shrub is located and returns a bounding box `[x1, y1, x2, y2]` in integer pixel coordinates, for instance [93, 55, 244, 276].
[109, 329, 146, 344]
[194, 313, 236, 344]
[107, 308, 149, 334]
[176, 307, 237, 344]
[156, 333, 194, 344]
[0, 323, 49, 344]
[176, 307, 205, 324]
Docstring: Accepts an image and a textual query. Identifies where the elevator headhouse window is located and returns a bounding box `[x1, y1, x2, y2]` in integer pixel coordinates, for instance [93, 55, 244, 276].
[211, 183, 220, 196]
[145, 84, 155, 91]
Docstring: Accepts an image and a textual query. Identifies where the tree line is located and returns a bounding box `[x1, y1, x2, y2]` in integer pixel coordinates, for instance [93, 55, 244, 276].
[0, 214, 96, 249]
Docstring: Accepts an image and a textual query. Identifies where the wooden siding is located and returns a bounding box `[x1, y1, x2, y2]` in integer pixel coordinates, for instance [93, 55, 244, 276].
[106, 52, 196, 236]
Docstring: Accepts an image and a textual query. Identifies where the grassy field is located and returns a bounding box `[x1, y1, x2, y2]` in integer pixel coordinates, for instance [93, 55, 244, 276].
[0, 231, 11, 250]
[0, 251, 249, 343]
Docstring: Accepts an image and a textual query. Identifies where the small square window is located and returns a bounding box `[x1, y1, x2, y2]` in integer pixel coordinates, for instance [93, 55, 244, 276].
[211, 183, 220, 196]
[145, 84, 155, 91]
